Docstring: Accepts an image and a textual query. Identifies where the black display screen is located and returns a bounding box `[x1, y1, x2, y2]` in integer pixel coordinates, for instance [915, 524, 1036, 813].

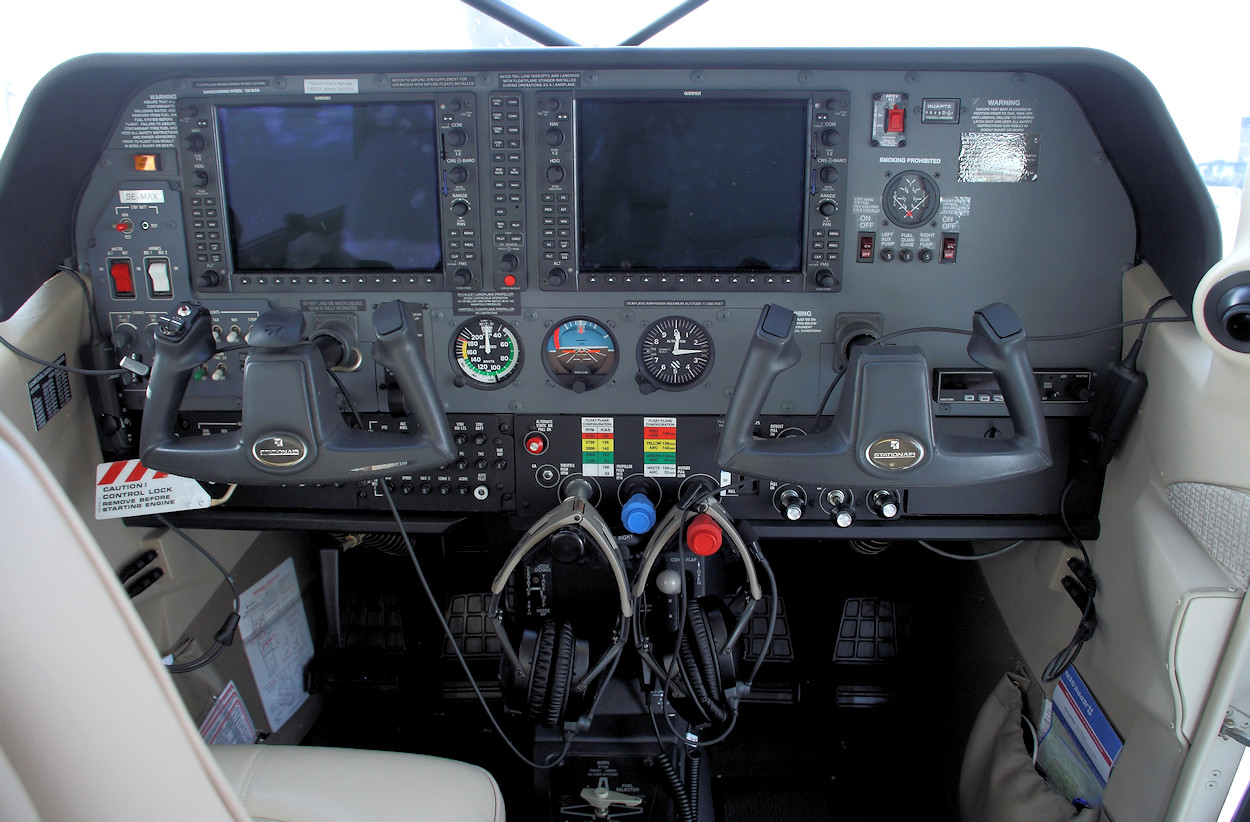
[578, 100, 807, 273]
[217, 103, 441, 272]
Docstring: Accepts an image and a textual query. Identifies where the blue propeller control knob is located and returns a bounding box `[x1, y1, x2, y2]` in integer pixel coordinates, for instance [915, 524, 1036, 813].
[621, 492, 658, 534]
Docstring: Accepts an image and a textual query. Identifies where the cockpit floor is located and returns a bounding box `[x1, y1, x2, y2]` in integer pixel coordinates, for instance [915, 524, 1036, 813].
[304, 538, 1017, 821]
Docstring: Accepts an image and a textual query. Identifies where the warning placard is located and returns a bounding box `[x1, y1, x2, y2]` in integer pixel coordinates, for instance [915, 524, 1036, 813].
[95, 460, 211, 519]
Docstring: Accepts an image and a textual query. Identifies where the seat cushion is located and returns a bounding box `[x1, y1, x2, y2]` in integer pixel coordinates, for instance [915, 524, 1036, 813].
[211, 745, 504, 822]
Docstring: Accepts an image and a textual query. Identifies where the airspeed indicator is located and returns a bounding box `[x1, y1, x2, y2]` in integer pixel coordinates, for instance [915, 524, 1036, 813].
[450, 316, 521, 389]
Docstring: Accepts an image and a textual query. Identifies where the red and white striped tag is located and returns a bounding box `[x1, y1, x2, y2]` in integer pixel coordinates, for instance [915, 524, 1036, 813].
[95, 460, 210, 520]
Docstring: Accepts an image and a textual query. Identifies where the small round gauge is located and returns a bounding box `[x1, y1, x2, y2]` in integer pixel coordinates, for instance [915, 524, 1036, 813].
[543, 317, 617, 392]
[449, 316, 522, 389]
[637, 316, 715, 392]
[883, 170, 940, 227]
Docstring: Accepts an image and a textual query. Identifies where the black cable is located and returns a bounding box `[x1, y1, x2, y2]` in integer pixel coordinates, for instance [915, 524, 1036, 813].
[742, 539, 778, 689]
[1041, 478, 1097, 683]
[653, 479, 766, 748]
[156, 514, 240, 610]
[326, 368, 574, 770]
[57, 265, 101, 343]
[155, 514, 241, 674]
[1028, 315, 1189, 342]
[917, 539, 1025, 561]
[0, 333, 129, 375]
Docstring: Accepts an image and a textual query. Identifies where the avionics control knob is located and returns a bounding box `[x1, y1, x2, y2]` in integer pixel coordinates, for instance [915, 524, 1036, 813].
[814, 269, 837, 289]
[192, 171, 210, 188]
[547, 268, 567, 287]
[819, 165, 839, 184]
[818, 201, 838, 217]
[821, 128, 842, 147]
[183, 134, 205, 152]
[545, 165, 566, 184]
[450, 200, 470, 217]
[499, 253, 519, 273]
[452, 268, 473, 287]
[197, 270, 221, 288]
[446, 129, 468, 147]
[778, 487, 806, 521]
[448, 166, 469, 184]
[868, 489, 900, 520]
[545, 128, 565, 146]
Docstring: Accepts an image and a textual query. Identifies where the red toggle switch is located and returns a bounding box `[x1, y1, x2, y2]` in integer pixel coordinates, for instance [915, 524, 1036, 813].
[687, 513, 723, 556]
[108, 259, 135, 297]
[886, 105, 905, 133]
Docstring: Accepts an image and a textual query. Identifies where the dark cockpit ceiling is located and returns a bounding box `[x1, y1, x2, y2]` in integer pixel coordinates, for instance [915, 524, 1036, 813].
[0, 48, 1221, 541]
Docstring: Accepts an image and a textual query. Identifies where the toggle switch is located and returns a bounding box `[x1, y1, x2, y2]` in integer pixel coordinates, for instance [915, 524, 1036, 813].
[108, 259, 135, 298]
[146, 258, 172, 296]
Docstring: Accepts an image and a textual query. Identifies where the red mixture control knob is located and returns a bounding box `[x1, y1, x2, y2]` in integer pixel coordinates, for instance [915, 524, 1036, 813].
[687, 513, 722, 556]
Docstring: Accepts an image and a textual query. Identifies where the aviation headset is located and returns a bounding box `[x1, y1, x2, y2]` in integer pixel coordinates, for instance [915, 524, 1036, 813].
[488, 488, 633, 730]
[631, 491, 763, 731]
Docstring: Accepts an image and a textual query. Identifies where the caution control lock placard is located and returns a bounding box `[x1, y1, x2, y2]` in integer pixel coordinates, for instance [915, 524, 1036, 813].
[95, 460, 211, 520]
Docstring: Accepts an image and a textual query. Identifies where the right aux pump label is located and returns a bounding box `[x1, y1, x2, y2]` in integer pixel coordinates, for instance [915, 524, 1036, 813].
[959, 98, 1040, 183]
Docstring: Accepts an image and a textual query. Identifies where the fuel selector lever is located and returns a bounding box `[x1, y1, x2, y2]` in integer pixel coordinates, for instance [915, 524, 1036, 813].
[716, 303, 1051, 487]
[140, 300, 455, 484]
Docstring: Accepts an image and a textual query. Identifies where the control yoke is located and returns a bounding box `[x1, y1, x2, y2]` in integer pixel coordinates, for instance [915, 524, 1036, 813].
[715, 303, 1051, 487]
[139, 300, 455, 484]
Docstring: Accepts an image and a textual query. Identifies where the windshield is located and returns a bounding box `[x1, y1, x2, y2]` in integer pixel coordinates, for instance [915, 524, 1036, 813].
[1, 0, 1245, 251]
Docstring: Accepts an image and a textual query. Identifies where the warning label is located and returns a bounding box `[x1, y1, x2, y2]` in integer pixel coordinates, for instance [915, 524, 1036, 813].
[95, 460, 211, 520]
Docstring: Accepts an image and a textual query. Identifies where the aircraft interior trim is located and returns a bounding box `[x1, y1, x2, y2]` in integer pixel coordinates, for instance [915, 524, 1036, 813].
[0, 40, 1248, 822]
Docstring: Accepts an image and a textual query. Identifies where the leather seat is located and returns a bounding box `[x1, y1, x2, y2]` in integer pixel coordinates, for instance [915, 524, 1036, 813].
[211, 745, 503, 822]
[0, 412, 503, 822]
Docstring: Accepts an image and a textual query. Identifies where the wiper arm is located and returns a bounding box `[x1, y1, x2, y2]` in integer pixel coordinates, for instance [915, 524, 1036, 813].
[458, 0, 579, 46]
[620, 0, 711, 45]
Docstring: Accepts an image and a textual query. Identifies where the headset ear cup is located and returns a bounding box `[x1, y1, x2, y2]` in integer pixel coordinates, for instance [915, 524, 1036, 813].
[677, 598, 731, 726]
[526, 620, 559, 721]
[541, 622, 578, 727]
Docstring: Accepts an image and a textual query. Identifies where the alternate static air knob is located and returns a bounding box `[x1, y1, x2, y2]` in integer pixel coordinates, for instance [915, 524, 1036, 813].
[686, 513, 723, 556]
[621, 492, 658, 535]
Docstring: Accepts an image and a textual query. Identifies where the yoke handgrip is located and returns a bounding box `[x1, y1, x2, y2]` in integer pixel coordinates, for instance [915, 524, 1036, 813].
[715, 303, 1051, 488]
[140, 301, 455, 484]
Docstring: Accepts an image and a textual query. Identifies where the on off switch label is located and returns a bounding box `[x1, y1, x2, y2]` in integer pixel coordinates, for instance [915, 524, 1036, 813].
[643, 416, 677, 478]
[581, 417, 614, 477]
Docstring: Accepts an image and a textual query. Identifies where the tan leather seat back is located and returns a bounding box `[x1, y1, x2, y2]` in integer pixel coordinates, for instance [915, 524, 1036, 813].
[0, 413, 249, 822]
